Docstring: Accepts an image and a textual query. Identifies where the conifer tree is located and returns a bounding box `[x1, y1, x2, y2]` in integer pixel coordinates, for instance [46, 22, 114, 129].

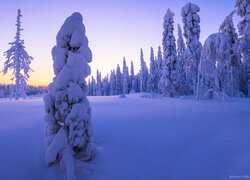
[96, 70, 102, 96]
[159, 9, 178, 97]
[219, 11, 241, 96]
[122, 57, 129, 94]
[139, 49, 148, 92]
[181, 3, 202, 95]
[156, 46, 163, 93]
[147, 47, 158, 93]
[43, 12, 94, 180]
[116, 64, 123, 95]
[110, 69, 116, 95]
[176, 24, 187, 95]
[197, 33, 232, 100]
[235, 0, 250, 97]
[3, 9, 33, 100]
[129, 61, 135, 93]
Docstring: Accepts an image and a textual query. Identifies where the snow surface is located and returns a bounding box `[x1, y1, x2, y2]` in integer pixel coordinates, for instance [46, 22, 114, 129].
[0, 94, 250, 180]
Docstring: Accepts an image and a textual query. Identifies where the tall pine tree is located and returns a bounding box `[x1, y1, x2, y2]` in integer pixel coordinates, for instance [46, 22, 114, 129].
[235, 0, 250, 97]
[3, 9, 33, 100]
[159, 9, 178, 97]
[147, 47, 158, 93]
[181, 3, 202, 95]
[139, 49, 148, 92]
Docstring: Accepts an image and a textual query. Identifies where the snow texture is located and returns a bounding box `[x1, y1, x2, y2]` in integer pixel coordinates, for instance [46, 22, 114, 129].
[1, 95, 250, 180]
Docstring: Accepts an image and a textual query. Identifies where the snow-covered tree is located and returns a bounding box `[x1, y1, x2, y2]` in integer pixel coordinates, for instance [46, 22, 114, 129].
[122, 57, 129, 94]
[159, 9, 178, 97]
[176, 24, 187, 95]
[129, 61, 135, 93]
[110, 69, 116, 95]
[177, 24, 186, 56]
[116, 64, 123, 95]
[147, 47, 158, 93]
[156, 46, 163, 93]
[96, 69, 102, 96]
[219, 11, 238, 45]
[102, 75, 110, 96]
[235, 0, 250, 97]
[181, 3, 202, 95]
[139, 49, 148, 92]
[219, 11, 241, 96]
[197, 33, 233, 100]
[3, 9, 33, 100]
[91, 76, 96, 96]
[43, 12, 94, 180]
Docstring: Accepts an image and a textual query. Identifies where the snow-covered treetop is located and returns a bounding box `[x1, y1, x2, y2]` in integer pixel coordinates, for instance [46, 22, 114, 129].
[123, 57, 127, 73]
[53, 12, 92, 77]
[157, 46, 162, 61]
[201, 33, 231, 66]
[162, 8, 176, 60]
[177, 24, 185, 56]
[219, 11, 238, 44]
[15, 9, 23, 41]
[235, 0, 250, 36]
[140, 48, 144, 64]
[163, 8, 175, 22]
[130, 61, 134, 77]
[181, 2, 201, 46]
[140, 48, 147, 71]
[3, 8, 33, 80]
[236, 0, 250, 17]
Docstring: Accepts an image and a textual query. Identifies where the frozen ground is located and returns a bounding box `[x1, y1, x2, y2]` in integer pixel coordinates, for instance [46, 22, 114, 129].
[0, 94, 250, 180]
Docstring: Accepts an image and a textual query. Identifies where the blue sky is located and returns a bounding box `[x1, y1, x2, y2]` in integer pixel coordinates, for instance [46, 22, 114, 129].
[0, 0, 239, 85]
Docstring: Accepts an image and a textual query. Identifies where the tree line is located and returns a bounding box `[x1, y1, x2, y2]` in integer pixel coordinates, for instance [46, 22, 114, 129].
[87, 1, 250, 100]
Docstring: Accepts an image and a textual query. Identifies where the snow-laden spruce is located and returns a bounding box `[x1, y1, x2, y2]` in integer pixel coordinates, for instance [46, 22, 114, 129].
[219, 11, 241, 96]
[176, 24, 187, 95]
[116, 64, 123, 95]
[3, 9, 33, 100]
[96, 70, 102, 96]
[43, 12, 94, 180]
[147, 47, 158, 93]
[109, 69, 116, 95]
[156, 46, 163, 93]
[235, 0, 250, 97]
[181, 3, 202, 95]
[129, 61, 135, 93]
[102, 75, 110, 96]
[139, 49, 148, 92]
[122, 57, 129, 94]
[196, 33, 232, 100]
[159, 9, 178, 97]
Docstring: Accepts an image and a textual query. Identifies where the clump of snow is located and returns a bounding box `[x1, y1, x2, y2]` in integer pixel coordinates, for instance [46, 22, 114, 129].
[140, 93, 162, 99]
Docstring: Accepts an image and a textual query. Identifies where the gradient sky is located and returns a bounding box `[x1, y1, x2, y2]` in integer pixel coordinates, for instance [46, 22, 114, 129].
[0, 0, 239, 86]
